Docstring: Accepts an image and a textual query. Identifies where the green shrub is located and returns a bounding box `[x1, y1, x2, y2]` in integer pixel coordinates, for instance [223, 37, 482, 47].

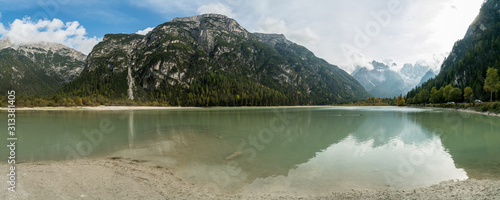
[481, 105, 489, 112]
[491, 102, 500, 113]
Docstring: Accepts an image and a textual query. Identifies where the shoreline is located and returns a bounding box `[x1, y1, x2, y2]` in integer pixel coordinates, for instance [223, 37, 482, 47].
[0, 105, 498, 116]
[1, 158, 499, 199]
[2, 106, 499, 121]
[424, 106, 500, 118]
[0, 105, 331, 111]
[0, 106, 200, 111]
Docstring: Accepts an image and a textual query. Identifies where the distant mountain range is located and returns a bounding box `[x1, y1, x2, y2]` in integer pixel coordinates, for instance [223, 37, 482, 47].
[0, 14, 372, 105]
[0, 40, 85, 95]
[351, 61, 435, 98]
[407, 0, 500, 101]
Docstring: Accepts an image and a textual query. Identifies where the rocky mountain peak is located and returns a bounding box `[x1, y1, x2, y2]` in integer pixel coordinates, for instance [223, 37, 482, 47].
[400, 62, 429, 79]
[253, 33, 291, 48]
[171, 13, 230, 23]
[152, 14, 250, 55]
[168, 14, 248, 38]
[0, 39, 86, 62]
[371, 60, 390, 70]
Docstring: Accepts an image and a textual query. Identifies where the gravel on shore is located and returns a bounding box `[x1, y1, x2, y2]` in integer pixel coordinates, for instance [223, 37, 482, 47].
[1, 158, 499, 200]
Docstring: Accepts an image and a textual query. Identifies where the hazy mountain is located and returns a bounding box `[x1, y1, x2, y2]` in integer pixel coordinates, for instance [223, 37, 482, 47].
[351, 61, 406, 98]
[399, 62, 432, 93]
[400, 63, 430, 80]
[63, 14, 371, 105]
[0, 40, 86, 95]
[407, 0, 500, 100]
[417, 70, 436, 87]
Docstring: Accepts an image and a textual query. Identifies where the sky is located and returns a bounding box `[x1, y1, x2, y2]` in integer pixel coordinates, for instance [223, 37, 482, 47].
[0, 0, 484, 73]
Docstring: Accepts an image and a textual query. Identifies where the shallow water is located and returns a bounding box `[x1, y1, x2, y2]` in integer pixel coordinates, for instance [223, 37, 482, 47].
[2, 107, 500, 194]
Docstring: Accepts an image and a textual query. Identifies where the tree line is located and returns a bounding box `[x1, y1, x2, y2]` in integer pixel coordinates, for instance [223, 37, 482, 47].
[407, 67, 500, 104]
[2, 71, 315, 107]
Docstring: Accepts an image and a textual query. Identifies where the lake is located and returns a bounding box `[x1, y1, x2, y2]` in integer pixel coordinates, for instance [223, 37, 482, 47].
[2, 106, 500, 194]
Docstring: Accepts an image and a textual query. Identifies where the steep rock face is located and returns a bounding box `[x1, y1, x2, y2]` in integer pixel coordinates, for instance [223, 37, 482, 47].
[86, 34, 142, 73]
[0, 40, 86, 95]
[66, 14, 371, 105]
[408, 0, 500, 100]
[254, 33, 292, 47]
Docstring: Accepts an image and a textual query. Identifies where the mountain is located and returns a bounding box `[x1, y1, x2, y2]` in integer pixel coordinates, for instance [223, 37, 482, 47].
[407, 0, 500, 101]
[63, 14, 371, 105]
[400, 63, 430, 80]
[417, 70, 436, 87]
[351, 61, 406, 98]
[399, 63, 432, 89]
[0, 40, 86, 95]
[351, 61, 432, 98]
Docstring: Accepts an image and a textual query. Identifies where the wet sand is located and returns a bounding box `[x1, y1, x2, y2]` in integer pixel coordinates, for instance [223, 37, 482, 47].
[1, 158, 499, 200]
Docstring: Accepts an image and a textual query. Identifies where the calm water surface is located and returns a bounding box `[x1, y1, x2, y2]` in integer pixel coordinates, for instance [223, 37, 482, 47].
[2, 107, 499, 194]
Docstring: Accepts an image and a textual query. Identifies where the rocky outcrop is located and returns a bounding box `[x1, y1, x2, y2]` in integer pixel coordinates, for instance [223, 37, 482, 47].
[253, 33, 292, 48]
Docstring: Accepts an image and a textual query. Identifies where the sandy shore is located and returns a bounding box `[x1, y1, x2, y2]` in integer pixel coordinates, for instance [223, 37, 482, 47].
[1, 158, 499, 200]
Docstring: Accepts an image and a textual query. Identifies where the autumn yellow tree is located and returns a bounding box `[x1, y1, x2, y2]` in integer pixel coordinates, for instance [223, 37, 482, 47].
[484, 67, 500, 102]
[463, 87, 474, 103]
[397, 95, 405, 106]
[75, 97, 84, 106]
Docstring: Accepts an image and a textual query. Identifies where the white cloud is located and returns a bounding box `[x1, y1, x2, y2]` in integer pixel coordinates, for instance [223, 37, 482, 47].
[349, 52, 373, 72]
[0, 18, 101, 54]
[136, 27, 154, 35]
[289, 28, 320, 44]
[197, 3, 235, 18]
[258, 18, 288, 34]
[258, 17, 320, 46]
